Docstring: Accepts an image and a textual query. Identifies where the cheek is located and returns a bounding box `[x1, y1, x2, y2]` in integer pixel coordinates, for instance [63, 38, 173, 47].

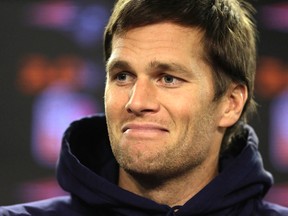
[105, 89, 118, 124]
[163, 94, 214, 138]
[105, 87, 122, 110]
[162, 94, 201, 119]
[105, 87, 130, 126]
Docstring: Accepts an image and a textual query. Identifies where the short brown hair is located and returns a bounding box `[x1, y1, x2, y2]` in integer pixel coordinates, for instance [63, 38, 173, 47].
[104, 0, 257, 151]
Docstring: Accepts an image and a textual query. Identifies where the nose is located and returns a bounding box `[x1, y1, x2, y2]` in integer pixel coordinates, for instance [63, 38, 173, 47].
[125, 79, 160, 115]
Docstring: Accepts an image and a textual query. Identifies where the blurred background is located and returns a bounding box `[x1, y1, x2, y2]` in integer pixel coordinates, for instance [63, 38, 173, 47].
[0, 0, 287, 206]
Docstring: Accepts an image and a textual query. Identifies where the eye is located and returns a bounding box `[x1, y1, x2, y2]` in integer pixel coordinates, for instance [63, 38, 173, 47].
[116, 73, 129, 81]
[159, 75, 183, 87]
[113, 72, 135, 85]
[163, 75, 176, 84]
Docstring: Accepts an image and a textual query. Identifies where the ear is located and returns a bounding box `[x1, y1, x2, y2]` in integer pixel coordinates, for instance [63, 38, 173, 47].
[218, 83, 248, 128]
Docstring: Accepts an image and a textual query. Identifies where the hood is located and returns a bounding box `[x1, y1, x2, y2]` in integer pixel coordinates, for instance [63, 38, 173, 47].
[56, 115, 273, 216]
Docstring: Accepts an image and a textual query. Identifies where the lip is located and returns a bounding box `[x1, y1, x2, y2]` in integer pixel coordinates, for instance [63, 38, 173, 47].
[121, 123, 169, 133]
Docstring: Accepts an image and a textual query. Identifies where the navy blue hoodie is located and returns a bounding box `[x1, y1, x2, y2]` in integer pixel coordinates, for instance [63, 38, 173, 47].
[1, 115, 288, 216]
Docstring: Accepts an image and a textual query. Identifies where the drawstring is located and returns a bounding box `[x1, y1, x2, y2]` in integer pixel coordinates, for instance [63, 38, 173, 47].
[166, 206, 181, 216]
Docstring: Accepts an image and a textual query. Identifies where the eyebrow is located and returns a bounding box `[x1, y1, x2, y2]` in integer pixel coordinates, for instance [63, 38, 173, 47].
[106, 59, 193, 77]
[147, 61, 191, 76]
[106, 60, 133, 74]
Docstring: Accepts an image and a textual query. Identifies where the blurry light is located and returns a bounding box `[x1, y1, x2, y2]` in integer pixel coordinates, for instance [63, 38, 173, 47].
[73, 5, 109, 46]
[24, 1, 109, 46]
[260, 4, 288, 32]
[25, 1, 77, 29]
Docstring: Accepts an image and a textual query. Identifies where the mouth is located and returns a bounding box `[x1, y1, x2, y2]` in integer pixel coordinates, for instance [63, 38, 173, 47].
[121, 123, 169, 134]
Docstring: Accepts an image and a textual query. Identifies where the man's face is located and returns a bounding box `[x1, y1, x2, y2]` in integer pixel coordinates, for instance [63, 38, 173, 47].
[105, 23, 226, 178]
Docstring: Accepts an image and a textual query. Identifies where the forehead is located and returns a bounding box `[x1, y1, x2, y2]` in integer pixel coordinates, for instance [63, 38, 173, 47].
[110, 22, 205, 59]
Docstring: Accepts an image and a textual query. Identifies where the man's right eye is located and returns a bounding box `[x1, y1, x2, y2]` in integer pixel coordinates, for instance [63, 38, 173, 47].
[116, 72, 128, 81]
[112, 72, 135, 85]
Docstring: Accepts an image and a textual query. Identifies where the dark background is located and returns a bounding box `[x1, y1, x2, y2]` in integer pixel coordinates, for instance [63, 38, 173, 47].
[0, 0, 287, 206]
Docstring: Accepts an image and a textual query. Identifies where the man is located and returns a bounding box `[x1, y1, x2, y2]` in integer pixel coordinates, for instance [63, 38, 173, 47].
[1, 0, 288, 215]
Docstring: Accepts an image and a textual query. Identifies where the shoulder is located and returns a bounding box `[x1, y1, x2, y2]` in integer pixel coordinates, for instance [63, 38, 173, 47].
[255, 200, 288, 216]
[0, 196, 72, 216]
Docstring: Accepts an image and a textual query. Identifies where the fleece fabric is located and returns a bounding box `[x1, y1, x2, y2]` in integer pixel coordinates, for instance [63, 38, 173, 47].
[1, 114, 288, 216]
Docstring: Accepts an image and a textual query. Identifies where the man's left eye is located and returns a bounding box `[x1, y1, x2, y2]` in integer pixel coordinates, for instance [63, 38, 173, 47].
[159, 75, 182, 86]
[163, 75, 175, 83]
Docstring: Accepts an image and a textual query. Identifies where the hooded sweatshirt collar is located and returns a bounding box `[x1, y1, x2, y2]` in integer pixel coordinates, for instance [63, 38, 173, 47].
[56, 115, 273, 216]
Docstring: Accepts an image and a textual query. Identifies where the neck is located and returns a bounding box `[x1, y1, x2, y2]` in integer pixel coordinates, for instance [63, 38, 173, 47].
[118, 156, 219, 207]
